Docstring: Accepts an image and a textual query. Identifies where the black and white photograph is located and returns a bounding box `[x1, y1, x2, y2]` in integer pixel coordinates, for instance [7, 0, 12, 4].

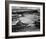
[12, 6, 40, 32]
[5, 1, 45, 38]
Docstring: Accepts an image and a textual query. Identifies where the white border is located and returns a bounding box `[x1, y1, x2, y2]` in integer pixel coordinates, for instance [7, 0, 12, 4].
[9, 4, 43, 36]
